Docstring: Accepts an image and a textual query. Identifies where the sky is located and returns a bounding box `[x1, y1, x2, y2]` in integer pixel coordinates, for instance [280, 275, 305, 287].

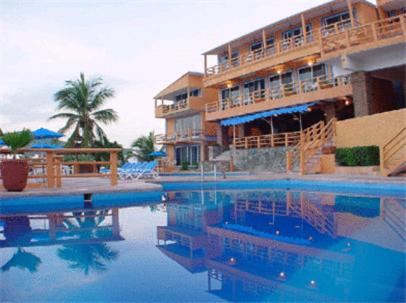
[0, 0, 374, 147]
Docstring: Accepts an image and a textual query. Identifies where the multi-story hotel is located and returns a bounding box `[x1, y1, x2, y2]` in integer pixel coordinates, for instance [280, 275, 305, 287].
[154, 72, 218, 171]
[155, 0, 405, 174]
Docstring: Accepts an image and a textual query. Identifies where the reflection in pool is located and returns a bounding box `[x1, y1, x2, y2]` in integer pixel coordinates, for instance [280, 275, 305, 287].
[1, 188, 405, 302]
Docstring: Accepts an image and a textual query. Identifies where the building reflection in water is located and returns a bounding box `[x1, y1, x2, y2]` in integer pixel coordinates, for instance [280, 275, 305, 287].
[157, 189, 406, 301]
[0, 207, 122, 275]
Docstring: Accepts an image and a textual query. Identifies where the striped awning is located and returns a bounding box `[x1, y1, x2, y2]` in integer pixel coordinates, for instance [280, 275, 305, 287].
[220, 102, 317, 126]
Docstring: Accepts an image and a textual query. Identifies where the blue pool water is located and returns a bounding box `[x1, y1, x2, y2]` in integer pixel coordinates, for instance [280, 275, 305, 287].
[0, 182, 405, 302]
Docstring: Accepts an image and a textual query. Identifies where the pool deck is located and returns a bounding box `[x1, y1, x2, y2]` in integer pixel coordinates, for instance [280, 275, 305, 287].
[0, 173, 405, 198]
[0, 178, 162, 198]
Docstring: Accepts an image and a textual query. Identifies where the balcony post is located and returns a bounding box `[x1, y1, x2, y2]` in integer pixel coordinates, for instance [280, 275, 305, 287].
[346, 0, 355, 27]
[46, 151, 55, 188]
[301, 14, 307, 43]
[227, 43, 232, 66]
[262, 29, 267, 49]
[110, 151, 118, 186]
[204, 54, 208, 77]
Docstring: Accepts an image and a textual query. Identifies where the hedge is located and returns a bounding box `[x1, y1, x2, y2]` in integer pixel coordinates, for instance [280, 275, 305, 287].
[335, 145, 380, 166]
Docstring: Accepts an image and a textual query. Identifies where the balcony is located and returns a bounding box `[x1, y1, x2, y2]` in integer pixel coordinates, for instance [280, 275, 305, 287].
[205, 74, 351, 121]
[321, 13, 406, 59]
[203, 30, 321, 87]
[155, 129, 216, 145]
[155, 96, 206, 119]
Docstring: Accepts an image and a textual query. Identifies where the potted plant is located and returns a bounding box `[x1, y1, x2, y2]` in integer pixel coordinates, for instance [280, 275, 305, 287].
[0, 129, 33, 191]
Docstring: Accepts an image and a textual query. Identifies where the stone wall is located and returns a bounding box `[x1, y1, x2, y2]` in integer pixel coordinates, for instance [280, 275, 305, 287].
[230, 146, 297, 173]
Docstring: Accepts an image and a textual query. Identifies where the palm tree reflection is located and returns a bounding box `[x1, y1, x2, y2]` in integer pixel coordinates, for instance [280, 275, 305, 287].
[1, 248, 42, 273]
[57, 210, 119, 275]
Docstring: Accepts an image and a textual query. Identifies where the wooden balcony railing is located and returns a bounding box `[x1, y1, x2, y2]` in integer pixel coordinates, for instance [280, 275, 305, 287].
[156, 99, 188, 116]
[321, 13, 406, 55]
[155, 129, 215, 145]
[380, 127, 406, 176]
[233, 130, 302, 149]
[0, 148, 121, 189]
[205, 30, 319, 77]
[206, 74, 351, 114]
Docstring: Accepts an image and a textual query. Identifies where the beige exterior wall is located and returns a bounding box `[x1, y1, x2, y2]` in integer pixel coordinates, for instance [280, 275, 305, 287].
[335, 108, 406, 147]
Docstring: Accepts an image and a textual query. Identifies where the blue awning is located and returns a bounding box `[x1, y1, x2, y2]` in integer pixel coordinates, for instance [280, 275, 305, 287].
[220, 102, 317, 126]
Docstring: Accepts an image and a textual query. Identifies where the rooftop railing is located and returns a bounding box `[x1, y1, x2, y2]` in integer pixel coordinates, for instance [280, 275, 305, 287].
[205, 74, 351, 114]
[205, 30, 319, 77]
[321, 13, 406, 55]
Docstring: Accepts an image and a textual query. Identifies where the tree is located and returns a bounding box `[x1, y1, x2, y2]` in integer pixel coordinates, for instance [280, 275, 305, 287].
[131, 132, 155, 162]
[49, 73, 118, 147]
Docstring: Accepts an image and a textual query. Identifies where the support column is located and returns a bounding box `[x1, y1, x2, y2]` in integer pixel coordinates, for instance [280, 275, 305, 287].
[351, 71, 373, 117]
[322, 102, 337, 122]
[216, 123, 229, 151]
[301, 14, 307, 42]
[347, 0, 355, 27]
[227, 44, 232, 65]
[204, 54, 208, 76]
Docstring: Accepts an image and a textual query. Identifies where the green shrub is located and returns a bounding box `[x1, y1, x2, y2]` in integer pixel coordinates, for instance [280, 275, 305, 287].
[336, 146, 380, 166]
[2, 129, 33, 158]
[180, 161, 189, 170]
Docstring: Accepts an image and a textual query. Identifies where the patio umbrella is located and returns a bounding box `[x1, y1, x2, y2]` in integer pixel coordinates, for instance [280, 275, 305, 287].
[149, 151, 167, 157]
[0, 138, 4, 146]
[32, 128, 63, 139]
[31, 143, 63, 149]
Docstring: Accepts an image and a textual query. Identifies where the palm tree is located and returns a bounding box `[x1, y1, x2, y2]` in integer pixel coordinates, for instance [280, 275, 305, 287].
[49, 73, 118, 147]
[131, 132, 156, 162]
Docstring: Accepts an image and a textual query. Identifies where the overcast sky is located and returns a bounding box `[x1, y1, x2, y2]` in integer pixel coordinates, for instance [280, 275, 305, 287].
[0, 0, 374, 147]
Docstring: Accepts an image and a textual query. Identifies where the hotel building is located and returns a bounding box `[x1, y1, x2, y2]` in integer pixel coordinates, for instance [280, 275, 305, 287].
[201, 0, 405, 174]
[154, 72, 218, 171]
[155, 0, 405, 175]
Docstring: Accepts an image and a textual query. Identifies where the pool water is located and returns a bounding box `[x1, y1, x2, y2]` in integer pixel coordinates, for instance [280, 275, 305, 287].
[1, 186, 405, 302]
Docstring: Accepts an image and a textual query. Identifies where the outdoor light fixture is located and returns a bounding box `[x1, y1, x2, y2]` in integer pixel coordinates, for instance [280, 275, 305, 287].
[275, 230, 280, 235]
[308, 236, 313, 241]
[279, 272, 286, 279]
[307, 107, 312, 112]
[226, 82, 233, 89]
[310, 280, 317, 287]
[228, 257, 237, 265]
[345, 99, 351, 106]
[307, 60, 314, 66]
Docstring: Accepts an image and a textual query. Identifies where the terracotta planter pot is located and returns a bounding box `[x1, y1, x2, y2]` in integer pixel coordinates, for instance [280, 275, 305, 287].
[1, 159, 29, 192]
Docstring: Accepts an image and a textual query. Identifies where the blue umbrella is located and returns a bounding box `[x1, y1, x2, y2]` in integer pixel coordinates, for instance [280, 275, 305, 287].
[31, 143, 63, 149]
[32, 128, 63, 139]
[149, 151, 167, 157]
[0, 138, 4, 146]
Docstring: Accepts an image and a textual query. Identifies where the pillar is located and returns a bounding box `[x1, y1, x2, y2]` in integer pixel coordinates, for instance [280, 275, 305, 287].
[323, 102, 337, 122]
[351, 71, 373, 117]
[216, 123, 229, 151]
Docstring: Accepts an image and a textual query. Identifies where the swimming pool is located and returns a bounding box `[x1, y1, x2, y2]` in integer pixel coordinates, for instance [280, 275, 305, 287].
[1, 182, 405, 302]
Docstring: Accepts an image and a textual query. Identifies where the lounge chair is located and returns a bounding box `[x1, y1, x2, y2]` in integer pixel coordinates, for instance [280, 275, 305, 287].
[133, 161, 159, 180]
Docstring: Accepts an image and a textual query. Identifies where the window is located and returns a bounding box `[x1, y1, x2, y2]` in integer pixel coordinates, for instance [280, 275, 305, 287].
[269, 74, 281, 89]
[189, 89, 201, 97]
[250, 41, 263, 52]
[175, 145, 201, 166]
[243, 78, 265, 103]
[175, 93, 187, 102]
[322, 11, 350, 26]
[282, 24, 312, 39]
[218, 51, 240, 65]
[221, 85, 240, 107]
[174, 114, 201, 135]
[266, 37, 274, 46]
[281, 71, 293, 85]
[298, 64, 326, 81]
